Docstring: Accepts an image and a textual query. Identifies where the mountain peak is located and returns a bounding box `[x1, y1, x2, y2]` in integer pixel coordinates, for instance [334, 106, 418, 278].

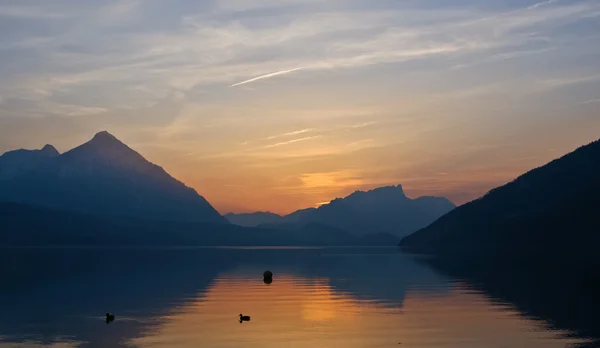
[41, 144, 59, 156]
[346, 184, 406, 201]
[0, 131, 226, 224]
[60, 131, 147, 170]
[90, 131, 120, 144]
[374, 184, 404, 194]
[83, 131, 132, 154]
[274, 183, 454, 237]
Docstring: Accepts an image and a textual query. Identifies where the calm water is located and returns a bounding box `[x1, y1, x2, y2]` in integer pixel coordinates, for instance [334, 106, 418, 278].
[0, 247, 596, 348]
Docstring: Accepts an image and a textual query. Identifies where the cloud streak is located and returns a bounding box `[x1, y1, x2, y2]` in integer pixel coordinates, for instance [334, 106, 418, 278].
[351, 122, 377, 128]
[264, 135, 321, 148]
[231, 68, 303, 87]
[3, 0, 599, 112]
[581, 98, 600, 104]
[537, 74, 600, 91]
[265, 128, 315, 140]
[528, 0, 560, 10]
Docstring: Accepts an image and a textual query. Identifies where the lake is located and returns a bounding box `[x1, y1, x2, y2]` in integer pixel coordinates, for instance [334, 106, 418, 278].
[0, 247, 596, 348]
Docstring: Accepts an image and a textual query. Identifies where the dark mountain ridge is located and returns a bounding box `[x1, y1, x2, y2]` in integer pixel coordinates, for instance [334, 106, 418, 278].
[224, 211, 284, 227]
[0, 132, 401, 246]
[0, 202, 398, 246]
[400, 139, 600, 262]
[0, 131, 225, 223]
[0, 144, 59, 180]
[227, 184, 455, 238]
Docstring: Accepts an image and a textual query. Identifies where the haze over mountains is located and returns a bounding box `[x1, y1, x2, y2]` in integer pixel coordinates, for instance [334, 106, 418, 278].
[224, 211, 284, 227]
[226, 185, 456, 238]
[6, 130, 597, 252]
[400, 138, 600, 264]
[0, 131, 403, 246]
[0, 131, 225, 224]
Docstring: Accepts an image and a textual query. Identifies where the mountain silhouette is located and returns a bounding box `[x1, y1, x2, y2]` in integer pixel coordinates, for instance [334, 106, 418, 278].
[0, 131, 225, 223]
[400, 139, 600, 262]
[224, 211, 283, 227]
[0, 144, 59, 180]
[0, 202, 398, 246]
[298, 185, 455, 237]
[283, 207, 317, 222]
[228, 185, 455, 238]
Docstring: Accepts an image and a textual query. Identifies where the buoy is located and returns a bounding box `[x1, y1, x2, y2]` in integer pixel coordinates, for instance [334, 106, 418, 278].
[105, 312, 115, 324]
[263, 270, 273, 283]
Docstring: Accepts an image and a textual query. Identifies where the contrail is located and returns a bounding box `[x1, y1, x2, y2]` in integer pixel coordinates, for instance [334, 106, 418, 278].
[231, 67, 302, 87]
[265, 128, 314, 140]
[264, 135, 321, 148]
[528, 0, 559, 10]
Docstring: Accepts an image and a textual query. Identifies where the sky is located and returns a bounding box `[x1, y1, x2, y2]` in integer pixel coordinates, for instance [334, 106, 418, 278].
[0, 0, 599, 214]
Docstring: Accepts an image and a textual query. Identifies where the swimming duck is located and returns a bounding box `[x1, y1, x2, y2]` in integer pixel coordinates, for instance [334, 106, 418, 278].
[239, 314, 251, 321]
[106, 313, 115, 323]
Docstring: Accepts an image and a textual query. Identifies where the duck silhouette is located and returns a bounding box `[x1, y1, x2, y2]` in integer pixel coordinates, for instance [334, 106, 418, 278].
[105, 312, 115, 324]
[239, 314, 251, 323]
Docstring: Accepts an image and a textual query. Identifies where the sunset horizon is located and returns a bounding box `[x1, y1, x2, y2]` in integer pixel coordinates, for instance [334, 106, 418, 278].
[2, 1, 598, 215]
[1, 129, 596, 215]
[2, 1, 600, 347]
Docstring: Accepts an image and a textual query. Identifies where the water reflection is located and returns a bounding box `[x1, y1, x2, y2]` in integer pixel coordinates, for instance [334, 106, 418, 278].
[0, 248, 593, 347]
[0, 248, 233, 348]
[420, 256, 600, 348]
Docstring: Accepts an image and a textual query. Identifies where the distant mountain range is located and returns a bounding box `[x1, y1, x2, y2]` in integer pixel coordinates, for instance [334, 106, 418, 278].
[224, 211, 284, 227]
[400, 139, 600, 263]
[226, 185, 456, 238]
[0, 131, 225, 224]
[0, 132, 402, 246]
[0, 202, 399, 246]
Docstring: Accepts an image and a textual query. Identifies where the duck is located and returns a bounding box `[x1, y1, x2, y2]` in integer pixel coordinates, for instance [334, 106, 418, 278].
[239, 314, 251, 322]
[106, 312, 115, 323]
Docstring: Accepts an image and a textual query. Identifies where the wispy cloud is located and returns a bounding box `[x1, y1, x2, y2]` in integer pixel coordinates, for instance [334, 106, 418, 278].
[60, 105, 108, 117]
[264, 135, 321, 148]
[231, 68, 303, 87]
[581, 98, 600, 104]
[537, 74, 600, 90]
[265, 128, 315, 140]
[3, 0, 598, 110]
[351, 121, 377, 128]
[528, 0, 560, 10]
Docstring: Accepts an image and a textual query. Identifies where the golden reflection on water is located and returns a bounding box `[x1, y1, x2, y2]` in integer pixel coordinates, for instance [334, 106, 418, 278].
[131, 272, 585, 348]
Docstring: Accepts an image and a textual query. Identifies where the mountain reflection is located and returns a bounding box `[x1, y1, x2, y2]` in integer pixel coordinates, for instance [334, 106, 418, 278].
[0, 248, 592, 348]
[420, 256, 600, 348]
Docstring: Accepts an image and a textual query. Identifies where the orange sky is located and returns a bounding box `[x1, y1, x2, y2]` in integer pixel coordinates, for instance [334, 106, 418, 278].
[1, 0, 599, 214]
[1, 115, 599, 215]
[137, 116, 600, 214]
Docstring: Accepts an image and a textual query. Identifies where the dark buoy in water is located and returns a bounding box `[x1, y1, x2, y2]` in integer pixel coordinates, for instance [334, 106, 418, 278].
[105, 312, 115, 324]
[239, 314, 251, 323]
[263, 270, 273, 284]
